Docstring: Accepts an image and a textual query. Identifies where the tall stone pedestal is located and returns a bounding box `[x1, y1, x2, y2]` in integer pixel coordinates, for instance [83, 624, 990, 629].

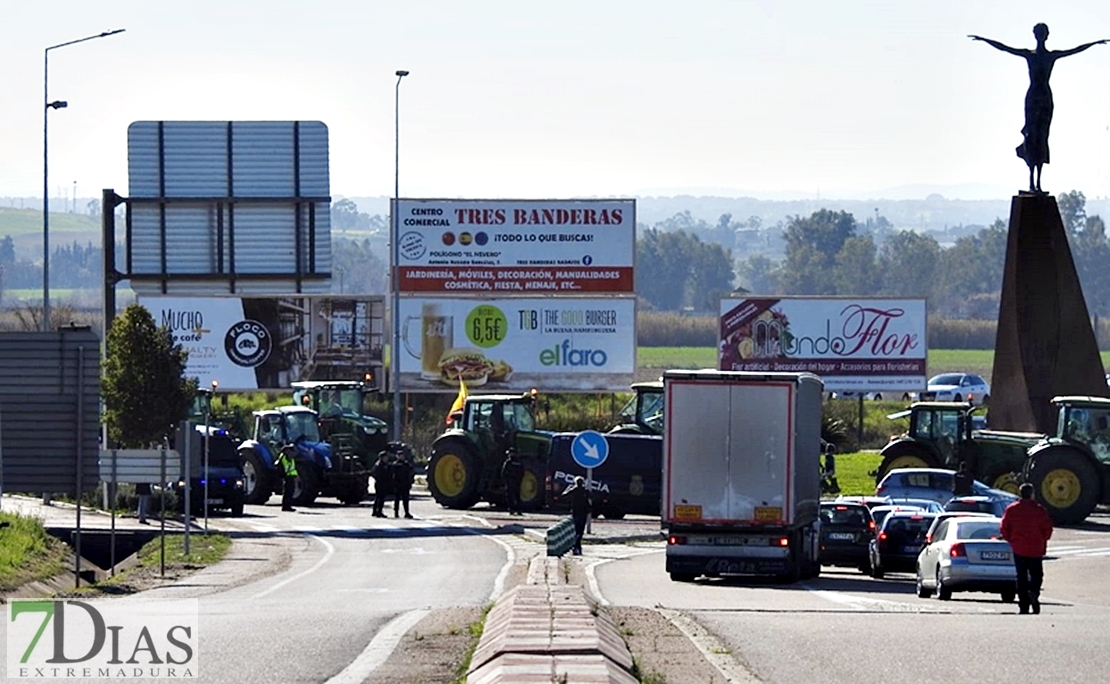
[989, 193, 1108, 433]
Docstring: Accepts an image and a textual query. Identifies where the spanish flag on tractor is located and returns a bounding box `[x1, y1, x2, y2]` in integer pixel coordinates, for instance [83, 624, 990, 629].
[446, 377, 468, 425]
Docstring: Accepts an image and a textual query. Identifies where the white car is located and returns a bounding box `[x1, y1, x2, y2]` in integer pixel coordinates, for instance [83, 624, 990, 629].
[915, 516, 1016, 602]
[914, 373, 991, 406]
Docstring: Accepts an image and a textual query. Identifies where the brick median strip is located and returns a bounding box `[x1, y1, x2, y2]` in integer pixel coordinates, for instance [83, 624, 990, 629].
[466, 557, 637, 684]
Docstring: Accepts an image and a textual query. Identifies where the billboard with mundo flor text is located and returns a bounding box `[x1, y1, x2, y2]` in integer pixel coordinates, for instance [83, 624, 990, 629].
[393, 199, 634, 294]
[718, 297, 927, 394]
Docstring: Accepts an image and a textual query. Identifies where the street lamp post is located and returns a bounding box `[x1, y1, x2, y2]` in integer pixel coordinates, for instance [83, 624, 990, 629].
[43, 28, 125, 331]
[205, 380, 217, 533]
[391, 69, 409, 442]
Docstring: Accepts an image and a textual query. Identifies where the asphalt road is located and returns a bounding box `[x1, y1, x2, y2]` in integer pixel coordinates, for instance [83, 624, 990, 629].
[0, 491, 516, 684]
[592, 510, 1110, 684]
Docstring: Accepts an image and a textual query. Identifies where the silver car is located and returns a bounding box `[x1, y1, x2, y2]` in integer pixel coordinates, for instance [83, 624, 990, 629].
[875, 468, 1018, 508]
[915, 516, 1017, 602]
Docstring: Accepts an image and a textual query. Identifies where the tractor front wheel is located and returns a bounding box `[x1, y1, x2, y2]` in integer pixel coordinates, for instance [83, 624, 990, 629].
[292, 465, 320, 506]
[427, 440, 481, 509]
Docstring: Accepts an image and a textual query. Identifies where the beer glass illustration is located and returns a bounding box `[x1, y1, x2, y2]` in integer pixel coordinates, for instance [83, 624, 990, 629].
[403, 303, 454, 379]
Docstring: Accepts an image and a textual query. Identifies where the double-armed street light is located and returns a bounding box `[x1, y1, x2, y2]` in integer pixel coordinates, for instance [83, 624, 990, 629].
[43, 28, 125, 330]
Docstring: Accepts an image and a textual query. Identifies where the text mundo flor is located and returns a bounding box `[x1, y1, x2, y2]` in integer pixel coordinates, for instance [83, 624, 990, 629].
[7, 598, 199, 679]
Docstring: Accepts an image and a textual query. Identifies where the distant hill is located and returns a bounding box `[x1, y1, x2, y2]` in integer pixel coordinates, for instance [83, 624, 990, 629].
[343, 194, 1110, 234]
[0, 207, 99, 259]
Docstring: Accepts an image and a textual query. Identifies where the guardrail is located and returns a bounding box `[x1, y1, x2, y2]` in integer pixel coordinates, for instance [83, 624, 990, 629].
[545, 517, 575, 556]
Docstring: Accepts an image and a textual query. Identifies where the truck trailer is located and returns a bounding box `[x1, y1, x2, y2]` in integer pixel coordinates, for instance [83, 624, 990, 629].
[662, 370, 823, 582]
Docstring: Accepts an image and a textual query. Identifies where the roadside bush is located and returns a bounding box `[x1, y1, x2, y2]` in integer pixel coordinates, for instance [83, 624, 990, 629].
[927, 318, 996, 349]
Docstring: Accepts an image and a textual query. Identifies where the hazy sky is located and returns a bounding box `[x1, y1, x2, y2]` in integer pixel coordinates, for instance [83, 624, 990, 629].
[5, 1, 1110, 202]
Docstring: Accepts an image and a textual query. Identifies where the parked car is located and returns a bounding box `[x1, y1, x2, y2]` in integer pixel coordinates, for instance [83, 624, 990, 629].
[875, 468, 1019, 508]
[915, 516, 1016, 602]
[870, 504, 926, 529]
[831, 391, 885, 401]
[923, 511, 995, 545]
[868, 510, 938, 578]
[818, 502, 875, 572]
[912, 373, 991, 406]
[887, 497, 944, 514]
[944, 495, 1012, 518]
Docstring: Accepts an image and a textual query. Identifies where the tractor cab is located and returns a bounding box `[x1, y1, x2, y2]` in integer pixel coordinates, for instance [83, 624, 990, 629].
[1053, 396, 1110, 463]
[292, 380, 389, 467]
[254, 406, 324, 453]
[904, 402, 973, 464]
[456, 393, 542, 458]
[610, 381, 664, 435]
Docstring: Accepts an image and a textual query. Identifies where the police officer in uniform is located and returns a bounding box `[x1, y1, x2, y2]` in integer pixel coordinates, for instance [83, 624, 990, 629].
[390, 443, 415, 519]
[372, 450, 394, 518]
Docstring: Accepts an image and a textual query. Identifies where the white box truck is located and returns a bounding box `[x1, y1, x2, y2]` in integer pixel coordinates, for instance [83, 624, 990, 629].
[662, 370, 823, 582]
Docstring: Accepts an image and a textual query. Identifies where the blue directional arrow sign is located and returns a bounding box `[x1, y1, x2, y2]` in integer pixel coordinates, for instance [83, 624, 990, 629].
[571, 430, 610, 469]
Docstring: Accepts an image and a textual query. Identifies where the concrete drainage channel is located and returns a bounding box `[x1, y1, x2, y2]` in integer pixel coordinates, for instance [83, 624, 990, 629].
[465, 556, 637, 683]
[43, 527, 160, 583]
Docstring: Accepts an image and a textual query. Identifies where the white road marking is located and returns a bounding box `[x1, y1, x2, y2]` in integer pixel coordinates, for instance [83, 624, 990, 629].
[1050, 546, 1110, 556]
[584, 548, 664, 607]
[325, 608, 430, 684]
[802, 585, 996, 614]
[253, 534, 336, 599]
[461, 514, 517, 601]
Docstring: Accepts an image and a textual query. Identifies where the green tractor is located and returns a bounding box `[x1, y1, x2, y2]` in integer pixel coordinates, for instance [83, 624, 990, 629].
[608, 381, 664, 435]
[873, 402, 1041, 492]
[291, 380, 390, 471]
[427, 392, 551, 510]
[1022, 396, 1110, 525]
[189, 388, 250, 442]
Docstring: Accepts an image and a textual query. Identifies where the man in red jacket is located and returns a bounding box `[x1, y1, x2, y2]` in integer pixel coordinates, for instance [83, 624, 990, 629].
[1000, 483, 1054, 614]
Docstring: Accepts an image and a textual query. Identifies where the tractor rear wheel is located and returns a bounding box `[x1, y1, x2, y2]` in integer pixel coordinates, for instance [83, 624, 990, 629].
[242, 451, 272, 505]
[428, 440, 481, 509]
[292, 465, 320, 506]
[875, 448, 939, 484]
[1028, 447, 1099, 525]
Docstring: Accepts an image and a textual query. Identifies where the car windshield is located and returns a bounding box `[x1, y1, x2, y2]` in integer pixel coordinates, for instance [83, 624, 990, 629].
[205, 436, 241, 467]
[956, 521, 1002, 540]
[883, 516, 935, 539]
[285, 412, 322, 442]
[639, 390, 664, 432]
[820, 505, 869, 526]
[946, 499, 994, 513]
[929, 374, 964, 386]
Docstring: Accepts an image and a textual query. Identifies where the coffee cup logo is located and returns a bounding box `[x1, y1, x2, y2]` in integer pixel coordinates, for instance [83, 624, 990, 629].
[225, 320, 272, 367]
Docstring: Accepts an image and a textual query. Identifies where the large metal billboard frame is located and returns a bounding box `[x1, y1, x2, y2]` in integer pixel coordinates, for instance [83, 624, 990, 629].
[718, 297, 927, 394]
[119, 120, 333, 296]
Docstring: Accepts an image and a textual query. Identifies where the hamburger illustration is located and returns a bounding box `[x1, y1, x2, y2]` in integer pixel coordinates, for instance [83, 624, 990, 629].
[437, 347, 494, 387]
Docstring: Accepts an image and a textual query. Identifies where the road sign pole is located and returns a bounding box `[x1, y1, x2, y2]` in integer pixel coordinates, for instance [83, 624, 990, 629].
[586, 465, 593, 534]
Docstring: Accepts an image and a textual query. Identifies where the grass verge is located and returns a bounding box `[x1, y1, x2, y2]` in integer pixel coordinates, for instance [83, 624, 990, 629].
[828, 451, 884, 497]
[0, 512, 70, 591]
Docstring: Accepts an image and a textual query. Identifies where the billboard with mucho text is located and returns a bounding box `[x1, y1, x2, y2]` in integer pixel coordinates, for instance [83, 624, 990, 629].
[393, 199, 635, 293]
[398, 297, 635, 392]
[140, 295, 385, 391]
[718, 297, 927, 394]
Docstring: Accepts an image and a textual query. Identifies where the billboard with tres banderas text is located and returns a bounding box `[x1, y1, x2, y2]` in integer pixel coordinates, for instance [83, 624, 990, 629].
[718, 297, 927, 394]
[398, 297, 635, 392]
[393, 199, 634, 294]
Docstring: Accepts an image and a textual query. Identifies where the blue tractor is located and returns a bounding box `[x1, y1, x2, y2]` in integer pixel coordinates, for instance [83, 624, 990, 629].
[238, 406, 369, 506]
